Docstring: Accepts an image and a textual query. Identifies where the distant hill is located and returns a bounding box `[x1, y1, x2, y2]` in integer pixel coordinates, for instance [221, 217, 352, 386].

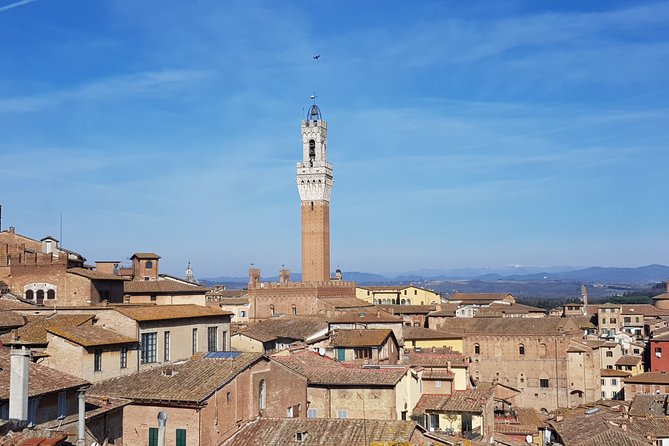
[201, 264, 669, 288]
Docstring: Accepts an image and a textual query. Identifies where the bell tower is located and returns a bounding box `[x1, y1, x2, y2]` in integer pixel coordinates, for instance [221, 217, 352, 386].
[297, 103, 333, 282]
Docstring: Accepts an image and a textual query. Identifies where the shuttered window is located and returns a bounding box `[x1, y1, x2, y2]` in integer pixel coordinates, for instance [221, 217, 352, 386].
[148, 428, 158, 446]
[176, 429, 187, 446]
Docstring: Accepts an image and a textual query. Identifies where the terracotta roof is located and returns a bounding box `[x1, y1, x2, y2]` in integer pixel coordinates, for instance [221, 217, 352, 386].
[331, 329, 393, 347]
[413, 389, 492, 415]
[67, 267, 129, 281]
[207, 289, 247, 298]
[0, 297, 37, 310]
[427, 303, 459, 317]
[217, 298, 249, 306]
[625, 372, 669, 385]
[421, 369, 454, 379]
[0, 348, 88, 400]
[319, 298, 373, 309]
[436, 317, 580, 336]
[628, 394, 669, 417]
[482, 302, 546, 315]
[89, 352, 263, 404]
[113, 304, 232, 321]
[622, 304, 669, 317]
[0, 314, 93, 345]
[124, 280, 207, 294]
[616, 356, 642, 366]
[377, 304, 436, 314]
[575, 429, 648, 446]
[601, 369, 632, 378]
[572, 316, 597, 329]
[220, 418, 418, 446]
[403, 327, 462, 340]
[404, 348, 468, 367]
[47, 325, 136, 347]
[272, 350, 407, 386]
[0, 310, 26, 329]
[449, 293, 513, 301]
[130, 252, 160, 259]
[236, 316, 327, 343]
[328, 309, 402, 324]
[628, 417, 669, 438]
[358, 285, 436, 293]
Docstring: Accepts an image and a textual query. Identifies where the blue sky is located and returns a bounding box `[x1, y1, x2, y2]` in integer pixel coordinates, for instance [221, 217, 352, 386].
[1, 1, 667, 278]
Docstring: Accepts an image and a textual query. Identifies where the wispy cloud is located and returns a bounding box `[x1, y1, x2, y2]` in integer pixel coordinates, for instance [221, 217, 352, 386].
[0, 69, 211, 113]
[0, 0, 35, 13]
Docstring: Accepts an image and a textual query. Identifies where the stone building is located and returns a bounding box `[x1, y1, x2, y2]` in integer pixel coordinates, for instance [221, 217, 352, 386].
[89, 352, 308, 446]
[330, 328, 400, 364]
[272, 350, 419, 421]
[434, 317, 600, 411]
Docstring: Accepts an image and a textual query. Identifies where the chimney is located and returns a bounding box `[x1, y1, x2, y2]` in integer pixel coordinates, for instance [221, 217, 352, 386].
[9, 342, 30, 424]
[9, 226, 15, 234]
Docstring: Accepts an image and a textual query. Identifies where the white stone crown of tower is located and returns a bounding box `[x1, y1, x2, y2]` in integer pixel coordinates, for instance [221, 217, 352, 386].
[296, 104, 333, 202]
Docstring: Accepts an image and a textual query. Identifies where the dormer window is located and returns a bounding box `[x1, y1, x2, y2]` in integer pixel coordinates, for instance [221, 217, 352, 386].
[296, 432, 308, 442]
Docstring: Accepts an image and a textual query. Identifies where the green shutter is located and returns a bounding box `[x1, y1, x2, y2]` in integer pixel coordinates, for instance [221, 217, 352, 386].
[148, 428, 158, 446]
[176, 428, 187, 446]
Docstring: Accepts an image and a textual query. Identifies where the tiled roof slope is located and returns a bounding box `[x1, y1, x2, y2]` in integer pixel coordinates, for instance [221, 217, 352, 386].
[124, 280, 207, 294]
[331, 329, 392, 347]
[438, 317, 579, 336]
[403, 348, 468, 367]
[628, 394, 668, 417]
[403, 327, 462, 340]
[616, 355, 642, 366]
[328, 309, 402, 324]
[221, 418, 418, 446]
[237, 316, 327, 342]
[378, 305, 436, 314]
[0, 349, 88, 400]
[272, 351, 407, 386]
[130, 252, 160, 259]
[450, 293, 512, 301]
[624, 372, 669, 384]
[0, 314, 93, 345]
[47, 325, 136, 347]
[67, 267, 129, 281]
[89, 352, 263, 404]
[113, 304, 232, 321]
[413, 389, 492, 415]
[0, 310, 26, 329]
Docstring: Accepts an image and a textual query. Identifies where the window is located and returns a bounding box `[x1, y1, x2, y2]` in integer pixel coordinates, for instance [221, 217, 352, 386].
[656, 347, 663, 357]
[606, 351, 613, 357]
[270, 305, 275, 316]
[148, 428, 158, 446]
[296, 432, 308, 442]
[58, 391, 67, 418]
[611, 379, 618, 386]
[192, 328, 198, 354]
[240, 310, 246, 318]
[150, 295, 157, 301]
[25, 290, 34, 300]
[259, 379, 266, 410]
[540, 379, 550, 388]
[145, 260, 153, 269]
[337, 410, 348, 419]
[474, 344, 480, 355]
[539, 343, 547, 358]
[610, 318, 617, 324]
[291, 305, 297, 315]
[435, 380, 442, 388]
[307, 408, 317, 418]
[354, 347, 373, 359]
[414, 290, 417, 295]
[120, 347, 128, 369]
[226, 392, 232, 402]
[164, 331, 171, 361]
[94, 349, 102, 372]
[519, 344, 525, 355]
[624, 317, 631, 324]
[208, 326, 218, 352]
[601, 379, 605, 385]
[47, 289, 55, 299]
[176, 429, 186, 446]
[141, 332, 157, 363]
[602, 391, 606, 398]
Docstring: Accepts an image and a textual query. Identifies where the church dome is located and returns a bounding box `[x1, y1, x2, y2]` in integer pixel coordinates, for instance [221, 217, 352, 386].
[307, 104, 322, 121]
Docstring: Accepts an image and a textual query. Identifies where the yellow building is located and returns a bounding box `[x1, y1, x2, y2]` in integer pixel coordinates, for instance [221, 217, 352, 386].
[615, 355, 643, 376]
[403, 327, 464, 353]
[356, 285, 441, 306]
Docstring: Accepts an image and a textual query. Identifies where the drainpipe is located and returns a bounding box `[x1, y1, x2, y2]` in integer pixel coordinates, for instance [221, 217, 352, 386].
[77, 387, 88, 445]
[157, 411, 168, 446]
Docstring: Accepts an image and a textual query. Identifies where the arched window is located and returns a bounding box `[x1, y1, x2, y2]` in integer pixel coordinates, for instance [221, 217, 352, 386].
[291, 305, 297, 315]
[269, 305, 275, 317]
[401, 299, 406, 305]
[36, 289, 45, 302]
[25, 290, 34, 300]
[47, 290, 56, 300]
[539, 343, 547, 358]
[309, 140, 316, 162]
[474, 344, 480, 355]
[406, 299, 411, 305]
[259, 379, 266, 410]
[145, 260, 153, 269]
[519, 344, 525, 355]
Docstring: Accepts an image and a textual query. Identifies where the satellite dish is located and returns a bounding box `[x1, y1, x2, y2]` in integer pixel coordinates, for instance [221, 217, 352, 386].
[318, 347, 325, 356]
[526, 434, 533, 444]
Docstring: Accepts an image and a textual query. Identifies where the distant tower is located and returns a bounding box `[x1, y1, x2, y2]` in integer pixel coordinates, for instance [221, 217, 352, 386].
[581, 284, 588, 315]
[185, 262, 198, 284]
[296, 103, 333, 283]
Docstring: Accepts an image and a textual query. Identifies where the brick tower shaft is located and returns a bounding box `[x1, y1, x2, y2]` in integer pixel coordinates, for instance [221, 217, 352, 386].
[301, 201, 330, 282]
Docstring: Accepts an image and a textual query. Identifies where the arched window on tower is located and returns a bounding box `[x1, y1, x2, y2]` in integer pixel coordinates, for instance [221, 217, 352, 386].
[309, 140, 316, 166]
[25, 290, 34, 300]
[259, 379, 266, 410]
